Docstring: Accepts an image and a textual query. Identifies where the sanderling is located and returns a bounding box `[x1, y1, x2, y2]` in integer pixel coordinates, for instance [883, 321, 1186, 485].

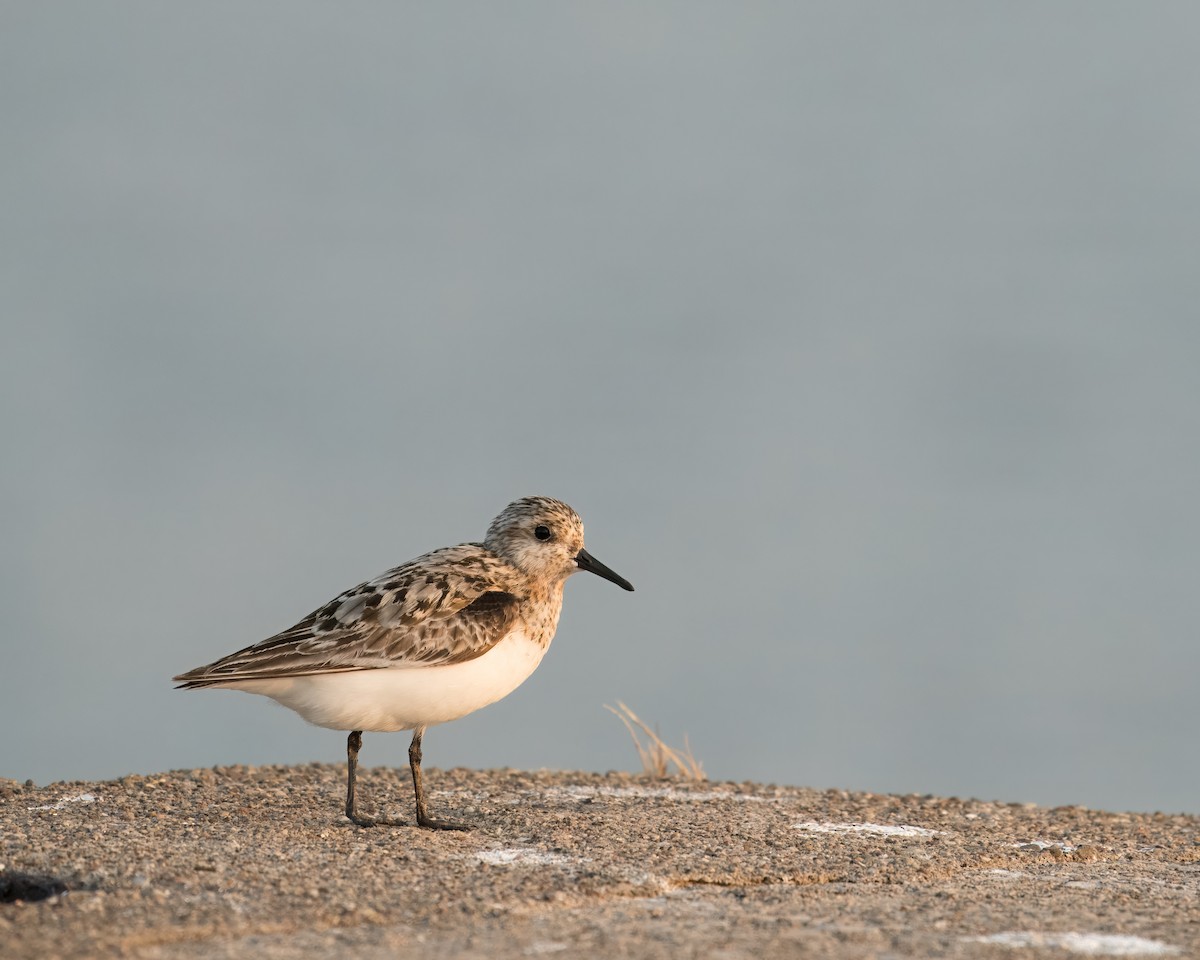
[174, 496, 633, 830]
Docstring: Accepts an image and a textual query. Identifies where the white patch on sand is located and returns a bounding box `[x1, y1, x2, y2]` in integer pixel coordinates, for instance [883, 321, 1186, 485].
[524, 943, 569, 955]
[1014, 840, 1079, 853]
[793, 820, 941, 838]
[474, 847, 576, 866]
[541, 785, 772, 803]
[29, 793, 97, 811]
[963, 932, 1179, 955]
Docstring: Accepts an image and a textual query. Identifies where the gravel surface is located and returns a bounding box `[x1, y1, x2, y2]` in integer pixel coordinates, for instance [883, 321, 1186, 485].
[2, 766, 1197, 958]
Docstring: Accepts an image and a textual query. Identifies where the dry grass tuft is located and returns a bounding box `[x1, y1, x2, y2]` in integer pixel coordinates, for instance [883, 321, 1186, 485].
[605, 701, 706, 781]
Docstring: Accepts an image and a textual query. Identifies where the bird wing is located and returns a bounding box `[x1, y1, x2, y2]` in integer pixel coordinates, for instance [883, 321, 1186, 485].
[173, 544, 525, 687]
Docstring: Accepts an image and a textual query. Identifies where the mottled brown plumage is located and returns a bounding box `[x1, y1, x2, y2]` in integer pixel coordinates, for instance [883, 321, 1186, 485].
[174, 546, 531, 685]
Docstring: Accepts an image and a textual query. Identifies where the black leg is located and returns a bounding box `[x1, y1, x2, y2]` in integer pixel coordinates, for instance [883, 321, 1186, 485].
[345, 730, 376, 826]
[344, 731, 406, 827]
[409, 728, 470, 831]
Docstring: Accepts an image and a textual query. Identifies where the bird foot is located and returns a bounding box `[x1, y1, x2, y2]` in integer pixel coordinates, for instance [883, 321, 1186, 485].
[346, 811, 408, 828]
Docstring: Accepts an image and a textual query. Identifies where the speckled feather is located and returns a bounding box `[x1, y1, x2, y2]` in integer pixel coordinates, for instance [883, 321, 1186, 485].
[173, 497, 590, 688]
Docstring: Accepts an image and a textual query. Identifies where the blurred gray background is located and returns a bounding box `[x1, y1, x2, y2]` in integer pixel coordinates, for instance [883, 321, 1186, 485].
[3, 3, 1198, 814]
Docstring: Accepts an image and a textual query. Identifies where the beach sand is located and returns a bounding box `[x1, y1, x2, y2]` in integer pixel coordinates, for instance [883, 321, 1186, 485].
[3, 766, 1196, 958]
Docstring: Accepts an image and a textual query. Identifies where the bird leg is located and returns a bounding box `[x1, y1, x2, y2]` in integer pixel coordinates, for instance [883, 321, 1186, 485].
[344, 730, 405, 827]
[345, 730, 375, 826]
[409, 728, 470, 831]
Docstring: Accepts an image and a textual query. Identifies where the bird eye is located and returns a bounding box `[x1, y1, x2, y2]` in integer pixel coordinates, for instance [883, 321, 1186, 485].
[535, 525, 552, 541]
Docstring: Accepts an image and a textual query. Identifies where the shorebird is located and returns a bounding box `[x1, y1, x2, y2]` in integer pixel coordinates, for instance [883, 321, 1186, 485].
[174, 496, 634, 830]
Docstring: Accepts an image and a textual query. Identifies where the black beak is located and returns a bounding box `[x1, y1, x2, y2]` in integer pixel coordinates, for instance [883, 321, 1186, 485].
[575, 548, 635, 591]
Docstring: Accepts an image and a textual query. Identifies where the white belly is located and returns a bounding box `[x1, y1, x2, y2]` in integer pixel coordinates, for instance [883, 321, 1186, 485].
[218, 629, 548, 732]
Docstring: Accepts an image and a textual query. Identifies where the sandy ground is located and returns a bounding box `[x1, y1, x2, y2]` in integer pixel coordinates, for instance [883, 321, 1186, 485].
[2, 765, 1197, 958]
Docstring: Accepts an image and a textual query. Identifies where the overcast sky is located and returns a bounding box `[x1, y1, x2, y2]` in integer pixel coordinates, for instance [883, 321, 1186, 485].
[3, 3, 1198, 813]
